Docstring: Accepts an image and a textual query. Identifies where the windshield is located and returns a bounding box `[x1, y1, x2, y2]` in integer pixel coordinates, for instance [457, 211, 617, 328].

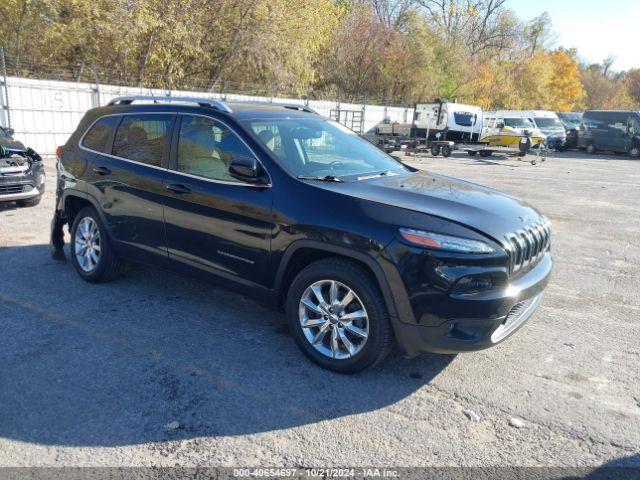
[242, 117, 409, 179]
[535, 117, 563, 128]
[503, 118, 534, 128]
[557, 113, 582, 128]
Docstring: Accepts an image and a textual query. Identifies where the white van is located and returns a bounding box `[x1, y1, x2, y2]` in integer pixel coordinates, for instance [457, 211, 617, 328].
[485, 110, 566, 149]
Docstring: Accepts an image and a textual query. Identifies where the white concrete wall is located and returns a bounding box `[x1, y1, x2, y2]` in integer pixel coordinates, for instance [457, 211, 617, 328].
[1, 76, 413, 154]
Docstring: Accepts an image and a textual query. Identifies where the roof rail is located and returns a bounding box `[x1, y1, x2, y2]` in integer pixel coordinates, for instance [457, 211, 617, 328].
[280, 103, 320, 115]
[230, 101, 320, 115]
[107, 96, 233, 113]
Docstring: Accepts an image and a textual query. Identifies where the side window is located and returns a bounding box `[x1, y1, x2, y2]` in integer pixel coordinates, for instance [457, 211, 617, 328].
[82, 116, 119, 153]
[112, 114, 173, 166]
[177, 115, 254, 182]
[583, 116, 601, 130]
[453, 112, 475, 127]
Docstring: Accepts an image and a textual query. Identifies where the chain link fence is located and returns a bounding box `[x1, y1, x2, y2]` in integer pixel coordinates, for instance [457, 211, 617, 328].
[0, 48, 413, 155]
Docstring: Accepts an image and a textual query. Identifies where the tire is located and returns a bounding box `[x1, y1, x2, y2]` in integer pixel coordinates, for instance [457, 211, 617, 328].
[467, 151, 477, 156]
[630, 146, 640, 157]
[430, 144, 441, 156]
[441, 145, 452, 157]
[286, 258, 394, 374]
[479, 150, 491, 157]
[70, 206, 121, 283]
[586, 142, 596, 154]
[17, 196, 41, 207]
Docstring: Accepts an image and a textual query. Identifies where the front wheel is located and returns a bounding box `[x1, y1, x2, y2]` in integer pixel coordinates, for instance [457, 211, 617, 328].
[586, 142, 596, 154]
[70, 206, 121, 283]
[441, 145, 452, 157]
[286, 258, 394, 374]
[630, 146, 640, 157]
[430, 144, 441, 156]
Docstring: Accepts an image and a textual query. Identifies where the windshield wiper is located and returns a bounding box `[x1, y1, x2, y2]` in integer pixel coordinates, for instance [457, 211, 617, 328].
[297, 175, 343, 182]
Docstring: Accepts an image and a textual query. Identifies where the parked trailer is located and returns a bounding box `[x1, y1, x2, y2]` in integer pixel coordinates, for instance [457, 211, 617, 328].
[369, 100, 543, 163]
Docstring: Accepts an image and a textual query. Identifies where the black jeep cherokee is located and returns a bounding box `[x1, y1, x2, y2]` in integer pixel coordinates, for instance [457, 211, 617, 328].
[52, 96, 552, 373]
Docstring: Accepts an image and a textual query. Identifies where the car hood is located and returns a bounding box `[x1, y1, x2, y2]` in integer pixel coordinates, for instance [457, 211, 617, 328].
[313, 170, 543, 243]
[0, 137, 26, 150]
[541, 128, 566, 136]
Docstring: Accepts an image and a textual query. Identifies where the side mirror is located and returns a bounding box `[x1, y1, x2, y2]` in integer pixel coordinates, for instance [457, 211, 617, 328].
[228, 155, 267, 184]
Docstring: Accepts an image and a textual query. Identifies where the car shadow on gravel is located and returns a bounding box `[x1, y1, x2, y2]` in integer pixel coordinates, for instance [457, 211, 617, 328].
[0, 244, 454, 447]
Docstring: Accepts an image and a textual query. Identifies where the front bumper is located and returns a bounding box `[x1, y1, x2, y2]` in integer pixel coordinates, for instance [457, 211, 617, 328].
[388, 251, 552, 356]
[0, 183, 42, 201]
[545, 136, 566, 149]
[0, 161, 45, 202]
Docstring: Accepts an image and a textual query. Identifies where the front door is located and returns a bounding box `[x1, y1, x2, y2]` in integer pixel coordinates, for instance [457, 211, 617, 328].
[162, 114, 273, 287]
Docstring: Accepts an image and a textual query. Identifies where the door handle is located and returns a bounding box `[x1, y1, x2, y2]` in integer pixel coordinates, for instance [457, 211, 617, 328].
[92, 166, 112, 176]
[165, 183, 191, 194]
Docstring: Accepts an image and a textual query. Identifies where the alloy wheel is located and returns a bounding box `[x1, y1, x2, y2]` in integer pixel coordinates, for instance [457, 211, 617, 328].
[74, 217, 101, 272]
[298, 279, 369, 360]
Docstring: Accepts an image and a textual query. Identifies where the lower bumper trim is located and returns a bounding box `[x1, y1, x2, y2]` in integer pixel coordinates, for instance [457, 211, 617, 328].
[393, 293, 544, 357]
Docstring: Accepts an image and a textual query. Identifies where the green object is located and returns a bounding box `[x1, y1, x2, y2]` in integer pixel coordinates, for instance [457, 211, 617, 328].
[0, 145, 7, 157]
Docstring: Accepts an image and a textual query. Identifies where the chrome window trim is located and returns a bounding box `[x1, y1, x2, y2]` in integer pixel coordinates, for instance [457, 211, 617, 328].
[78, 112, 272, 188]
[79, 112, 175, 172]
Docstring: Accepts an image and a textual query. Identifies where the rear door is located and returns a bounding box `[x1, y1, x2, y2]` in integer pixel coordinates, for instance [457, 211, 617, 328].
[583, 112, 607, 149]
[604, 113, 628, 152]
[162, 113, 273, 287]
[82, 112, 175, 263]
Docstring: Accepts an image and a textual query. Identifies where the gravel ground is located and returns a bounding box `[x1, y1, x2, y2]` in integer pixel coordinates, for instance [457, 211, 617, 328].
[0, 151, 638, 468]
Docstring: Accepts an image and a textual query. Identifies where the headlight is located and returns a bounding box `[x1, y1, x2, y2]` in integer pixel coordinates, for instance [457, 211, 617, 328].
[399, 228, 495, 254]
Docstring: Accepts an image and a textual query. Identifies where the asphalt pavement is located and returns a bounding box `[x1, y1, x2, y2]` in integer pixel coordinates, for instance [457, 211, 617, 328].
[0, 151, 638, 468]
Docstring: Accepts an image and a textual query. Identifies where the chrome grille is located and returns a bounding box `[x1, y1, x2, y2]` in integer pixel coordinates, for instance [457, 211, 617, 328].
[505, 218, 551, 274]
[0, 184, 26, 195]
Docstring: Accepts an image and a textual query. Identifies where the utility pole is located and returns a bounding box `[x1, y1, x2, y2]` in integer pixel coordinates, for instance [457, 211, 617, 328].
[0, 46, 11, 129]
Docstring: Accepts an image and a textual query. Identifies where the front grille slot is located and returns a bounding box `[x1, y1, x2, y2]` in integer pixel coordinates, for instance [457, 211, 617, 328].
[506, 218, 551, 274]
[0, 184, 27, 195]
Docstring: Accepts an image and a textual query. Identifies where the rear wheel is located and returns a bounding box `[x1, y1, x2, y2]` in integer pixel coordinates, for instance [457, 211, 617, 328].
[430, 144, 441, 156]
[441, 145, 452, 157]
[479, 150, 491, 157]
[70, 206, 121, 283]
[286, 258, 394, 374]
[630, 146, 640, 157]
[586, 142, 596, 154]
[467, 150, 477, 156]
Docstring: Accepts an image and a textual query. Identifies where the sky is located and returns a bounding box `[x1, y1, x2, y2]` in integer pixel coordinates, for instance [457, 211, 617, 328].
[509, 0, 639, 71]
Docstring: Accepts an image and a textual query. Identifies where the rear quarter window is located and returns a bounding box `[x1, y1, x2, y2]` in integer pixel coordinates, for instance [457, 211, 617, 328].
[82, 116, 120, 153]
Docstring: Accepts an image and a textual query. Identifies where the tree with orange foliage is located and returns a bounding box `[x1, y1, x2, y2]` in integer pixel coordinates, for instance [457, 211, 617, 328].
[547, 49, 584, 111]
